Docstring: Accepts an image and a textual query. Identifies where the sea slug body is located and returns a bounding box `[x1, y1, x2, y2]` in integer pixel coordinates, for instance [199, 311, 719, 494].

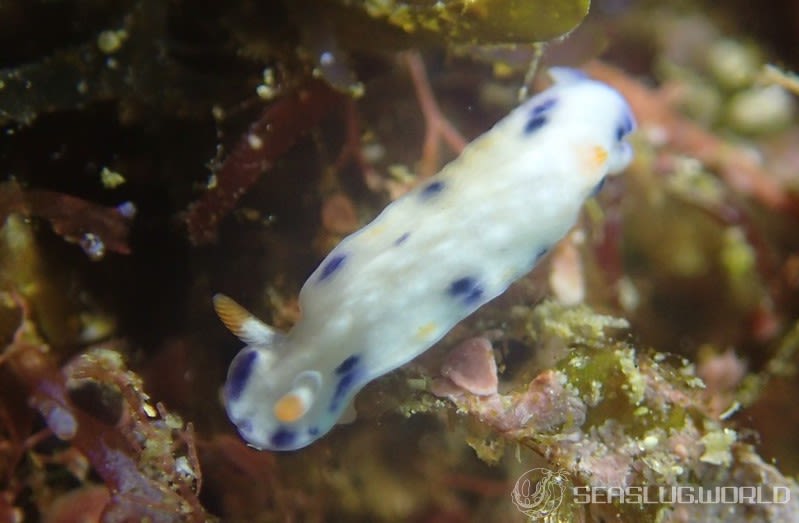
[214, 67, 636, 451]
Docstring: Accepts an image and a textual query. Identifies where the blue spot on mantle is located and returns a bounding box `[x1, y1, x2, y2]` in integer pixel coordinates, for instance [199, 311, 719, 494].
[524, 98, 556, 135]
[319, 253, 347, 281]
[394, 232, 410, 246]
[531, 98, 556, 116]
[616, 112, 635, 141]
[447, 276, 484, 307]
[420, 180, 445, 199]
[335, 355, 360, 375]
[270, 427, 296, 448]
[330, 370, 358, 412]
[226, 350, 257, 401]
[524, 114, 548, 134]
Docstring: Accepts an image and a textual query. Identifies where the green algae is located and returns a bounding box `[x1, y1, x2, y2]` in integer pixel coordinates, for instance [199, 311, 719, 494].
[342, 0, 590, 44]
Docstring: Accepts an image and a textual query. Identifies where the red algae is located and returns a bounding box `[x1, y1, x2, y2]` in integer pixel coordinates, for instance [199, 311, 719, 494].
[184, 80, 342, 245]
[1, 298, 210, 522]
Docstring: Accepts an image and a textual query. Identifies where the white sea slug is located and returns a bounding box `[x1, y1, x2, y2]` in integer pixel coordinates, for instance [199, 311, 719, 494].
[214, 67, 636, 451]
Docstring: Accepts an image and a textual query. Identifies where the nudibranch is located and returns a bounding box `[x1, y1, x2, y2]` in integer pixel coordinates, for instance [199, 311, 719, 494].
[214, 67, 636, 451]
